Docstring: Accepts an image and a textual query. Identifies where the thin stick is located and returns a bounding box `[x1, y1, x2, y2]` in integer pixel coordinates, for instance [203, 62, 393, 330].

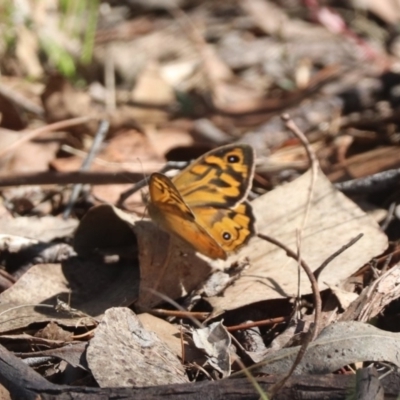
[105, 45, 116, 112]
[267, 114, 321, 398]
[63, 120, 109, 218]
[227, 316, 288, 332]
[281, 113, 321, 336]
[266, 233, 363, 396]
[314, 233, 364, 280]
[0, 82, 44, 117]
[281, 114, 319, 231]
[0, 116, 94, 159]
[257, 232, 321, 336]
[0, 171, 144, 187]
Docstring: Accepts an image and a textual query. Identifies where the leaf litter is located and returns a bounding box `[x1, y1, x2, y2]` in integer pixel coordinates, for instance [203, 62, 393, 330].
[1, 1, 400, 398]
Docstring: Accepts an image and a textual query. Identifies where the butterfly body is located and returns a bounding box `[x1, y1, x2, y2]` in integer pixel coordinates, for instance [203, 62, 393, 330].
[148, 144, 256, 260]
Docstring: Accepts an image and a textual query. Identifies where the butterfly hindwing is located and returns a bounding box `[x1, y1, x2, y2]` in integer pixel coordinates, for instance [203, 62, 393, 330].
[193, 202, 255, 253]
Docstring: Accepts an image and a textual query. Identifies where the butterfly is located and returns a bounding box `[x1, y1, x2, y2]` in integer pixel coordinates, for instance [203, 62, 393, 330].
[147, 144, 256, 260]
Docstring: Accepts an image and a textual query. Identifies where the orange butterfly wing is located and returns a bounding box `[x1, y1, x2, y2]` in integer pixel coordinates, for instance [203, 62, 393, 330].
[148, 144, 256, 260]
[148, 173, 226, 260]
[193, 202, 255, 253]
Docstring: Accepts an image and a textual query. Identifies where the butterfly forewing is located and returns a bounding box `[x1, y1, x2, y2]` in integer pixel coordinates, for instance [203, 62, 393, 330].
[148, 173, 193, 219]
[148, 173, 227, 260]
[172, 144, 255, 208]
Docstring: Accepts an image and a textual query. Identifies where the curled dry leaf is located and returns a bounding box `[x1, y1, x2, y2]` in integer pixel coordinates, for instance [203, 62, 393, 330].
[74, 204, 213, 309]
[192, 321, 231, 378]
[73, 204, 138, 258]
[134, 219, 213, 309]
[87, 307, 188, 387]
[251, 321, 400, 375]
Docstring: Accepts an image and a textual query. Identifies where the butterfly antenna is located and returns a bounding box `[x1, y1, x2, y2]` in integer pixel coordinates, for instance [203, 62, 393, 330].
[136, 157, 151, 220]
[137, 157, 148, 186]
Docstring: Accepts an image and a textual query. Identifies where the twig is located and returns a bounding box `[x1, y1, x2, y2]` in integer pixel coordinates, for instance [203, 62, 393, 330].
[143, 288, 204, 329]
[151, 309, 210, 321]
[280, 113, 320, 334]
[245, 232, 320, 399]
[0, 304, 54, 319]
[282, 114, 319, 239]
[226, 316, 288, 332]
[104, 45, 116, 112]
[380, 202, 396, 232]
[0, 83, 44, 117]
[0, 171, 144, 187]
[266, 114, 321, 397]
[63, 120, 110, 219]
[314, 233, 364, 280]
[270, 327, 315, 397]
[0, 116, 94, 159]
[256, 233, 321, 335]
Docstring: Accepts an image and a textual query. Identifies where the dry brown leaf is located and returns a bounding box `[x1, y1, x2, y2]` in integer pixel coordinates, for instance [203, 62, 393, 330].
[0, 215, 77, 242]
[41, 76, 94, 129]
[6, 131, 67, 174]
[130, 61, 175, 124]
[138, 313, 184, 358]
[145, 125, 195, 158]
[138, 313, 203, 364]
[0, 258, 139, 333]
[73, 204, 138, 257]
[0, 234, 39, 253]
[52, 129, 162, 204]
[207, 169, 388, 311]
[326, 284, 359, 310]
[35, 321, 74, 342]
[0, 384, 11, 400]
[87, 307, 188, 387]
